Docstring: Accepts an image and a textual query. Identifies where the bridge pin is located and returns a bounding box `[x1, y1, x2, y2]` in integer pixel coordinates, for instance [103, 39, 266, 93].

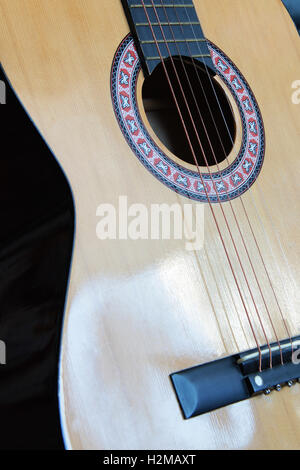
[275, 384, 281, 391]
[264, 388, 271, 395]
[287, 380, 294, 387]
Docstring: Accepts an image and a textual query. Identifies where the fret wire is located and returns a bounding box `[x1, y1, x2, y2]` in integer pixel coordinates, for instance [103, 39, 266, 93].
[136, 22, 199, 26]
[146, 54, 211, 60]
[130, 4, 194, 7]
[141, 38, 206, 44]
[124, 0, 214, 74]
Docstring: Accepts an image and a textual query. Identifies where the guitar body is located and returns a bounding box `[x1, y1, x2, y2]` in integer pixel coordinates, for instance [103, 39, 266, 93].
[1, 0, 299, 449]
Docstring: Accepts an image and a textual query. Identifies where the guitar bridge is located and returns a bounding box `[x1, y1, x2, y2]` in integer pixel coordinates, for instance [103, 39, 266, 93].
[170, 336, 300, 419]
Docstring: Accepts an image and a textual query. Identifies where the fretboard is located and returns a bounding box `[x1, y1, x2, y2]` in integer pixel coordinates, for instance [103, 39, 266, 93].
[121, 0, 214, 75]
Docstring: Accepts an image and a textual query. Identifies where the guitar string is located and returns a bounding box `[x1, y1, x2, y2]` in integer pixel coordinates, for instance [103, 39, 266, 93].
[180, 0, 292, 360]
[180, 1, 293, 355]
[144, 0, 269, 365]
[148, 0, 274, 366]
[146, 5, 250, 352]
[160, 0, 283, 366]
[137, 4, 254, 355]
[256, 182, 297, 291]
[140, 0, 263, 370]
[160, 0, 279, 367]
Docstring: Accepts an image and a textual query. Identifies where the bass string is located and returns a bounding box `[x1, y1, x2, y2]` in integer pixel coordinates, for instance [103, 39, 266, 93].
[149, 6, 249, 356]
[203, 242, 251, 352]
[181, 1, 293, 354]
[160, 3, 253, 353]
[160, 0, 282, 367]
[155, 0, 285, 368]
[181, 0, 293, 356]
[140, 0, 263, 370]
[148, 0, 274, 365]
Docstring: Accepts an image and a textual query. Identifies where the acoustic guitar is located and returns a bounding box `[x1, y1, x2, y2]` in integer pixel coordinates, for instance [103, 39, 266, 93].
[0, 0, 299, 450]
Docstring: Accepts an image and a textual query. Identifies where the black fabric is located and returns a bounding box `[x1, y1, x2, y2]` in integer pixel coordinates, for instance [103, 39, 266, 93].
[282, 0, 300, 34]
[0, 65, 74, 449]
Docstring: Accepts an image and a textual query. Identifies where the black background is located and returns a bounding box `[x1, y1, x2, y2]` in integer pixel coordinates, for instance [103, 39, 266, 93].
[0, 66, 74, 449]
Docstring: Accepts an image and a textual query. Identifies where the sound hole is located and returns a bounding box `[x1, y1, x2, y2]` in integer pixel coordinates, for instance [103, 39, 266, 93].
[142, 57, 236, 167]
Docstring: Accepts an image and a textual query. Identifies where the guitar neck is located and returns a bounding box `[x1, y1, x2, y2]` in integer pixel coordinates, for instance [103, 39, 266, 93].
[121, 0, 214, 74]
